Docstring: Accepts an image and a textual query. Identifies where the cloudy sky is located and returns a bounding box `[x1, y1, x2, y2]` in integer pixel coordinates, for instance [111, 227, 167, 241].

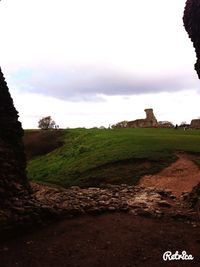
[0, 0, 199, 128]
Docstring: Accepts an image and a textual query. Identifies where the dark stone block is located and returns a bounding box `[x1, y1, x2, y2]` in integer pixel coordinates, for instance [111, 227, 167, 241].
[0, 67, 30, 211]
[183, 0, 200, 78]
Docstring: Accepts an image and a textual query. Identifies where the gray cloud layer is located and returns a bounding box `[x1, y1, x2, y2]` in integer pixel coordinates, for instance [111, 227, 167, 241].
[9, 66, 199, 101]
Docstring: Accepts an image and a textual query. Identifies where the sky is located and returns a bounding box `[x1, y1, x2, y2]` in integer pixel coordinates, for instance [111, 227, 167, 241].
[0, 0, 199, 128]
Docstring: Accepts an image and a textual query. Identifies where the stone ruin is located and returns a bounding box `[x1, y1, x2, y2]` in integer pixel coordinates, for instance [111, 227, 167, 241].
[183, 0, 200, 206]
[0, 68, 30, 199]
[183, 0, 200, 78]
[0, 68, 45, 232]
[0, 1, 200, 231]
[0, 72, 186, 227]
[190, 119, 200, 129]
[158, 121, 174, 128]
[127, 109, 158, 128]
[112, 109, 158, 128]
[184, 1, 200, 129]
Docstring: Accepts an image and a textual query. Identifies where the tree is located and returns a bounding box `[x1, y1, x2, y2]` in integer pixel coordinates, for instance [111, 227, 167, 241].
[38, 116, 56, 130]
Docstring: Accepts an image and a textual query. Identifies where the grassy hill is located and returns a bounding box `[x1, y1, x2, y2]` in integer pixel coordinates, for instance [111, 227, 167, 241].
[25, 128, 200, 188]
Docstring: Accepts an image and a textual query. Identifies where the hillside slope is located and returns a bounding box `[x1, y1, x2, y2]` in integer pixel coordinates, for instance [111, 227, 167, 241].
[25, 128, 200, 187]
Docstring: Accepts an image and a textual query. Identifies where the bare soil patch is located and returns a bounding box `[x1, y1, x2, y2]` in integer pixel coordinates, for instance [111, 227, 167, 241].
[1, 213, 200, 267]
[23, 130, 64, 160]
[139, 153, 200, 196]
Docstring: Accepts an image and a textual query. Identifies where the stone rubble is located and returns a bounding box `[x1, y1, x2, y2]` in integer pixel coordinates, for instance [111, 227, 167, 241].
[31, 183, 196, 221]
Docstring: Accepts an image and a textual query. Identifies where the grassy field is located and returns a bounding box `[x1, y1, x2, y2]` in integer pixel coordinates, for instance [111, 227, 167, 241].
[25, 128, 200, 188]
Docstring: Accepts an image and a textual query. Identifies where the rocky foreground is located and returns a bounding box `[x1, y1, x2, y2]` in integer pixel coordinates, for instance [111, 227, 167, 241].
[31, 183, 198, 223]
[1, 181, 199, 235]
[1, 183, 200, 267]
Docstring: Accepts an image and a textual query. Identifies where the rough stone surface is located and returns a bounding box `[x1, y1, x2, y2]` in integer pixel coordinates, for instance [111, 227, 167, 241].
[31, 183, 195, 221]
[0, 69, 30, 205]
[0, 68, 46, 232]
[0, 68, 29, 198]
[183, 0, 200, 78]
[183, 1, 200, 208]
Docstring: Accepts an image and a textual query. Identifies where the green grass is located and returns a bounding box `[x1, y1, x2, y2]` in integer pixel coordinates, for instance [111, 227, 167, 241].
[26, 128, 200, 187]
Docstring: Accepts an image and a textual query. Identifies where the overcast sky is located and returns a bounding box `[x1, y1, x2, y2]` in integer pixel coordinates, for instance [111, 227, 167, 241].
[0, 0, 199, 128]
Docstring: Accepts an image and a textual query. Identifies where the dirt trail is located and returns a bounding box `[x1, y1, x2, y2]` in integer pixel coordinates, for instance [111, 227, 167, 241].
[139, 154, 200, 196]
[1, 213, 200, 267]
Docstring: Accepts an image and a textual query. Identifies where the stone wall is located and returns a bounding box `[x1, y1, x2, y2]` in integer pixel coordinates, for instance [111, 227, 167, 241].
[183, 0, 200, 78]
[0, 68, 40, 230]
[184, 1, 200, 207]
[111, 121, 128, 128]
[0, 68, 30, 201]
[184, 1, 200, 130]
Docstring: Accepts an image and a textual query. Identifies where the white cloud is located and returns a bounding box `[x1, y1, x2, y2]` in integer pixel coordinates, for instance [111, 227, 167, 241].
[0, 0, 199, 128]
[0, 0, 194, 73]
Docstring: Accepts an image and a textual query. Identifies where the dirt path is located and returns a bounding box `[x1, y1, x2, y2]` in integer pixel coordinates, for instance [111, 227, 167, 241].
[139, 154, 200, 196]
[1, 213, 200, 267]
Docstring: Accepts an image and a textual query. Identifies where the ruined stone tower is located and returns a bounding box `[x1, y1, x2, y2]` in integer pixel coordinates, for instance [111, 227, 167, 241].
[144, 109, 158, 127]
[183, 0, 200, 78]
[0, 67, 31, 224]
[126, 108, 158, 128]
